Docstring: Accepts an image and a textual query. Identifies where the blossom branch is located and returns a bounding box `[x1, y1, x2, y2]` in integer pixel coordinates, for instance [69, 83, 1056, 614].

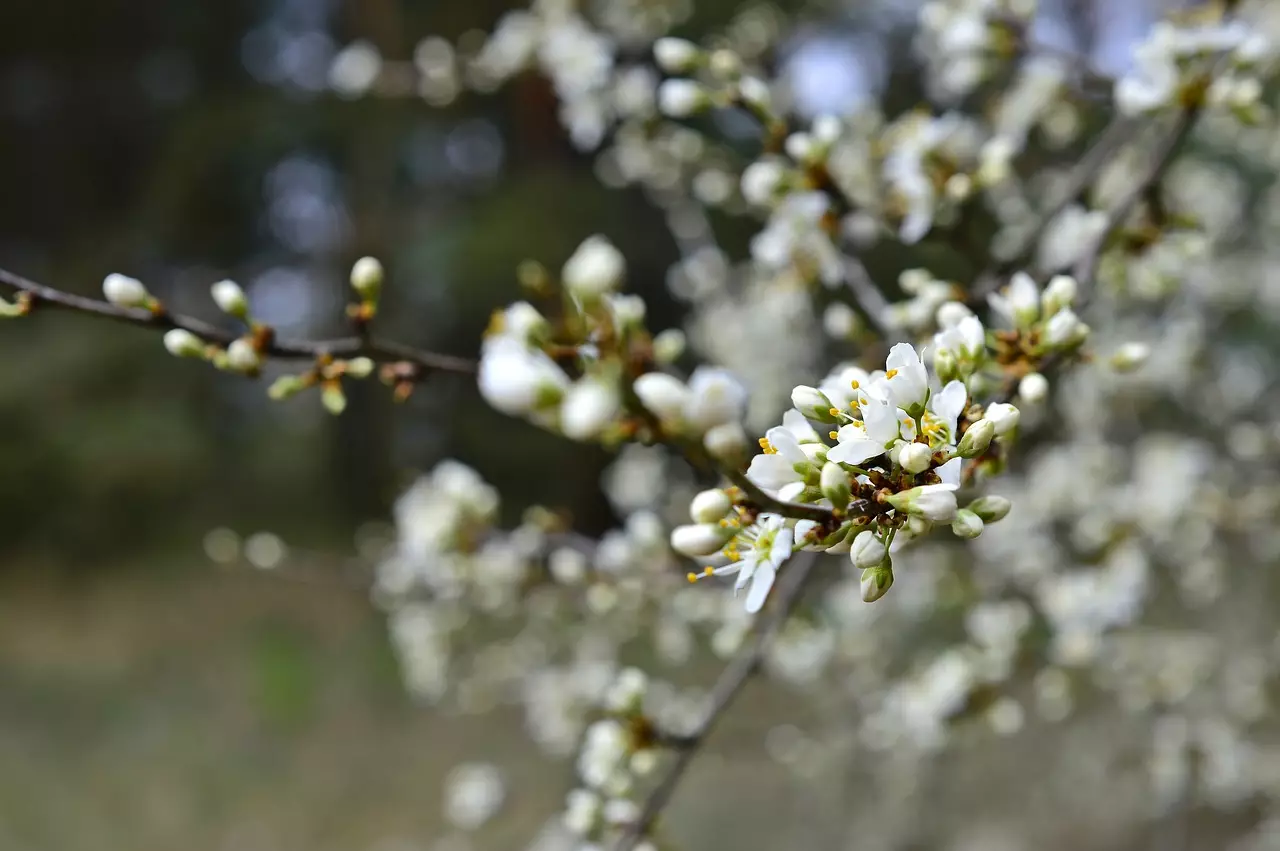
[613, 551, 820, 851]
[0, 266, 477, 374]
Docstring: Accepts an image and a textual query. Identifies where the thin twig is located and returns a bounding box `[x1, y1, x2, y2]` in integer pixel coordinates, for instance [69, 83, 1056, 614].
[968, 114, 1140, 303]
[612, 551, 820, 851]
[0, 266, 476, 374]
[723, 468, 835, 524]
[1071, 107, 1201, 288]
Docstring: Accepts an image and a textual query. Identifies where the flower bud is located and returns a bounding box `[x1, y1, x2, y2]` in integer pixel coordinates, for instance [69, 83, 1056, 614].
[850, 530, 887, 570]
[502, 301, 549, 344]
[658, 79, 709, 117]
[345, 356, 375, 378]
[606, 293, 646, 331]
[653, 38, 700, 74]
[690, 488, 732, 523]
[225, 338, 261, 374]
[322, 382, 347, 415]
[820, 462, 851, 510]
[1043, 307, 1087, 348]
[1003, 272, 1040, 329]
[210, 279, 249, 319]
[1041, 274, 1077, 317]
[951, 509, 984, 539]
[1018, 372, 1049, 403]
[784, 132, 817, 163]
[652, 328, 686, 364]
[350, 256, 384, 302]
[560, 378, 621, 441]
[670, 523, 732, 557]
[984, 402, 1020, 435]
[741, 160, 786, 207]
[163, 329, 205, 358]
[633, 372, 689, 420]
[968, 494, 1012, 523]
[707, 48, 742, 79]
[736, 76, 771, 112]
[887, 484, 959, 523]
[898, 442, 933, 474]
[957, 418, 995, 458]
[791, 385, 836, 422]
[267, 374, 309, 400]
[703, 421, 748, 459]
[563, 235, 625, 300]
[102, 273, 151, 309]
[820, 522, 856, 553]
[860, 563, 894, 603]
[1109, 342, 1150, 373]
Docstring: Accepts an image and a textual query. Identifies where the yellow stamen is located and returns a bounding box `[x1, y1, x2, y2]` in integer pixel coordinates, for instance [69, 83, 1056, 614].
[758, 437, 777, 455]
[886, 368, 899, 379]
[829, 407, 841, 417]
[850, 379, 860, 389]
[686, 572, 698, 583]
[703, 566, 714, 576]
[829, 430, 839, 440]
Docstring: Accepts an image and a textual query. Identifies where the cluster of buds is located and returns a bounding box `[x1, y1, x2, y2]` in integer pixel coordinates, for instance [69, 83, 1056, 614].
[653, 38, 774, 122]
[915, 0, 1041, 101]
[561, 668, 662, 851]
[150, 277, 268, 376]
[980, 271, 1091, 402]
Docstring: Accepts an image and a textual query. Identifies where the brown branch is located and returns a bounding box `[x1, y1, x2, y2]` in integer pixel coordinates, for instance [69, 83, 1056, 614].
[723, 468, 835, 524]
[612, 550, 820, 851]
[0, 266, 477, 374]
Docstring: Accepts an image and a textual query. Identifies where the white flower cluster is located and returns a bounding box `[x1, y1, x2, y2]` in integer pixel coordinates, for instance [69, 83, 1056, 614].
[916, 0, 1039, 102]
[1116, 19, 1272, 117]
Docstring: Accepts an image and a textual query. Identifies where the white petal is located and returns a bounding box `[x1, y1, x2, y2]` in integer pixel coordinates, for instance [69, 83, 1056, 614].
[828, 438, 884, 465]
[744, 563, 777, 613]
[937, 457, 963, 487]
[747, 454, 798, 490]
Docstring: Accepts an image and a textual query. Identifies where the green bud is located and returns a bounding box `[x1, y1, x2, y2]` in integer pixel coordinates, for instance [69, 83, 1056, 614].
[268, 375, 309, 400]
[957, 418, 995, 458]
[860, 561, 894, 603]
[322, 383, 348, 415]
[345, 357, 375, 379]
[350, 257, 384, 303]
[968, 495, 1012, 523]
[951, 509, 984, 539]
[820, 461, 851, 510]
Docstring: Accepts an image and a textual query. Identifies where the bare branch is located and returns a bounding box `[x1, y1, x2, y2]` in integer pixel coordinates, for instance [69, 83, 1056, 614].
[0, 266, 477, 374]
[612, 551, 820, 851]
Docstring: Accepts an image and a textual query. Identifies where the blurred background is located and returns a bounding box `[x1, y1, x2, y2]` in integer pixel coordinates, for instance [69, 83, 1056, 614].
[0, 0, 1233, 850]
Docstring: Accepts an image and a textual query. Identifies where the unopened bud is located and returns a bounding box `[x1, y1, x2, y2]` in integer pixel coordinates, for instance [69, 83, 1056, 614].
[653, 38, 701, 74]
[707, 48, 742, 80]
[887, 484, 959, 523]
[951, 508, 984, 539]
[1109, 342, 1150, 373]
[102, 273, 152, 309]
[652, 328, 686, 364]
[968, 494, 1012, 523]
[957, 418, 995, 458]
[350, 256, 384, 302]
[820, 462, 851, 510]
[225, 338, 261, 374]
[860, 563, 894, 602]
[658, 79, 709, 117]
[267, 374, 309, 400]
[211, 279, 249, 319]
[321, 382, 347, 415]
[984, 402, 1020, 435]
[898, 442, 933, 474]
[345, 357, 375, 378]
[736, 76, 771, 112]
[1018, 372, 1049, 403]
[791, 385, 836, 422]
[670, 523, 732, 557]
[163, 329, 205, 358]
[850, 529, 887, 570]
[703, 421, 749, 459]
[690, 488, 732, 523]
[1041, 274, 1077, 317]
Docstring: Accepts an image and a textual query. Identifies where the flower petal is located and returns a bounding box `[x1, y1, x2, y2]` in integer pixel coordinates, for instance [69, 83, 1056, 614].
[747, 454, 798, 490]
[828, 438, 884, 465]
[744, 562, 777, 613]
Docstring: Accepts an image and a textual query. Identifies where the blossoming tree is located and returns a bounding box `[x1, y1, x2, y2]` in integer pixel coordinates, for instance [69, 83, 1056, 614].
[4, 0, 1280, 848]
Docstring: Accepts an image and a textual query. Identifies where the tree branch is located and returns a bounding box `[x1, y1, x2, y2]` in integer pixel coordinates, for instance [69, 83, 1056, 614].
[1071, 107, 1201, 289]
[612, 550, 820, 851]
[0, 266, 477, 374]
